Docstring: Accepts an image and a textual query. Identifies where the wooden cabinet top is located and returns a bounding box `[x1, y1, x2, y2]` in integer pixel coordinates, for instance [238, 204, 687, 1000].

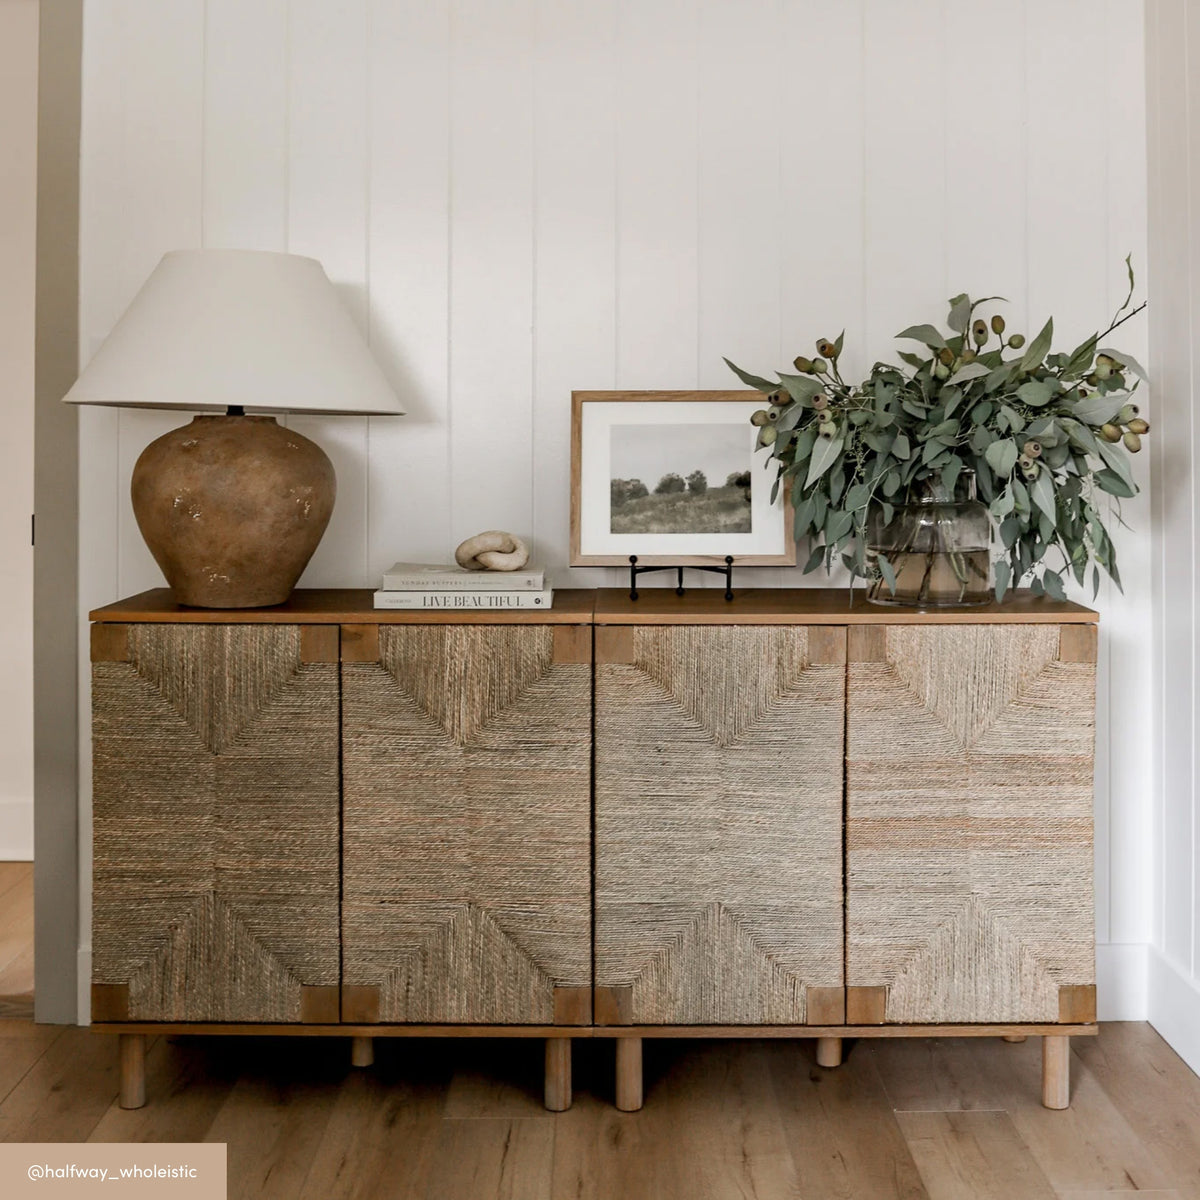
[91, 586, 1097, 625]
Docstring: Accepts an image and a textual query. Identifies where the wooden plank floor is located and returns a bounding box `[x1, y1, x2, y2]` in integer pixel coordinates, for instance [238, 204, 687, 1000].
[0, 1025, 1195, 1198]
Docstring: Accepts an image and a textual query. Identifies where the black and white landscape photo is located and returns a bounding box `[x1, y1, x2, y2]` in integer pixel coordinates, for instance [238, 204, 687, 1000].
[609, 422, 753, 535]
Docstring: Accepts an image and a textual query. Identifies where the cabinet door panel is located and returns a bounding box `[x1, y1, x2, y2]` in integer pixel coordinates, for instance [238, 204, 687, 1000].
[595, 625, 846, 1025]
[91, 624, 340, 1023]
[846, 624, 1096, 1024]
[341, 624, 591, 1024]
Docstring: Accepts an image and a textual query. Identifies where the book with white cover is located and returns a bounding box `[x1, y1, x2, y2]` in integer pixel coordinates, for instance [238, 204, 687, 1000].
[380, 561, 545, 590]
[373, 589, 553, 610]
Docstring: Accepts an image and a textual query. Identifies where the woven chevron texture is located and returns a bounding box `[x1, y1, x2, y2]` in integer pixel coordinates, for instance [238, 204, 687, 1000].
[846, 624, 1095, 1023]
[91, 624, 340, 1022]
[341, 624, 591, 1023]
[595, 625, 845, 1025]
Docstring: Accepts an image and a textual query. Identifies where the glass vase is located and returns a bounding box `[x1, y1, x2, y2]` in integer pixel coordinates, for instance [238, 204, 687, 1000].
[866, 473, 992, 608]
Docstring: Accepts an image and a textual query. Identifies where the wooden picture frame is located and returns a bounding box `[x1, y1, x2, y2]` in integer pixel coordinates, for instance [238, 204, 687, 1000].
[570, 390, 796, 567]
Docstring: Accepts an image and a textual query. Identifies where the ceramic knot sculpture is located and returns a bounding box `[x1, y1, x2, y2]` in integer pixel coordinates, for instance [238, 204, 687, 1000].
[454, 531, 530, 571]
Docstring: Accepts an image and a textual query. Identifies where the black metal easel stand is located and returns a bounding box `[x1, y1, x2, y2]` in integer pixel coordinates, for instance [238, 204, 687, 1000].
[628, 555, 735, 602]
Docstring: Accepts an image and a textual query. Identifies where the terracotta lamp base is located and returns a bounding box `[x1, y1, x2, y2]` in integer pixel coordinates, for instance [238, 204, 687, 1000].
[131, 415, 336, 608]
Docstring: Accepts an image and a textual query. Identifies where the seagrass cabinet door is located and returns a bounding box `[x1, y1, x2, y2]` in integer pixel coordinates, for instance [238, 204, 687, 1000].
[90, 622, 341, 1024]
[339, 622, 593, 1025]
[593, 624, 847, 1026]
[845, 623, 1097, 1026]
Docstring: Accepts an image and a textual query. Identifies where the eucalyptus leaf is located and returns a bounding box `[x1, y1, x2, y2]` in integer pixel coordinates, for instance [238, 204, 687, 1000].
[1071, 390, 1128, 426]
[994, 559, 1011, 602]
[877, 553, 898, 595]
[892, 432, 911, 460]
[895, 323, 947, 350]
[1019, 317, 1054, 371]
[947, 294, 972, 334]
[803, 544, 826, 574]
[1030, 469, 1057, 522]
[1095, 468, 1136, 498]
[1017, 379, 1055, 407]
[1099, 346, 1148, 382]
[1041, 568, 1066, 601]
[1096, 438, 1136, 490]
[723, 357, 777, 393]
[805, 435, 844, 488]
[777, 372, 827, 403]
[949, 360, 989, 385]
[985, 438, 1018, 477]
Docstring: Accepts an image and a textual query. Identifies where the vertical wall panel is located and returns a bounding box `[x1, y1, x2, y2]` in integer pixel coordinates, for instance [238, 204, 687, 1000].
[1104, 0, 1153, 950]
[532, 0, 618, 587]
[862, 0, 947, 357]
[203, 0, 289, 251]
[696, 0, 781, 587]
[615, 0, 699, 387]
[366, 0, 452, 576]
[447, 0, 536, 545]
[107, 2, 206, 599]
[1146, 0, 1192, 971]
[288, 0, 371, 587]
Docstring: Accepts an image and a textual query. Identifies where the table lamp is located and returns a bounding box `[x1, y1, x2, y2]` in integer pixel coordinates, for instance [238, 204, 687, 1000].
[64, 249, 403, 608]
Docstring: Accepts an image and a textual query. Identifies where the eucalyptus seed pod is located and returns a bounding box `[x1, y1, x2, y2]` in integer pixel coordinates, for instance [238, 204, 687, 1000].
[1127, 417, 1150, 435]
[817, 338, 837, 358]
[1099, 423, 1123, 443]
[1008, 333, 1026, 349]
[1096, 353, 1117, 369]
[1117, 403, 1136, 423]
[933, 361, 950, 380]
[1094, 361, 1112, 380]
[767, 405, 783, 422]
[1019, 455, 1035, 471]
[818, 421, 837, 438]
[759, 425, 777, 446]
[793, 355, 813, 373]
[1021, 462, 1040, 480]
[972, 318, 988, 346]
[937, 347, 954, 365]
[991, 314, 1006, 335]
[1022, 440, 1042, 458]
[960, 348, 977, 363]
[1086, 373, 1099, 387]
[812, 394, 829, 411]
[750, 409, 770, 427]
[811, 357, 828, 374]
[1123, 430, 1142, 453]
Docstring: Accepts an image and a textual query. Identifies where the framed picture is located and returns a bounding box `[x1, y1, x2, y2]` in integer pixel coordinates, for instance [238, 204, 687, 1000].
[570, 390, 795, 567]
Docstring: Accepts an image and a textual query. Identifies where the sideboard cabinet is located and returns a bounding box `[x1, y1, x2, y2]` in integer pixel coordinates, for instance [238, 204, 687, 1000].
[89, 587, 1097, 1114]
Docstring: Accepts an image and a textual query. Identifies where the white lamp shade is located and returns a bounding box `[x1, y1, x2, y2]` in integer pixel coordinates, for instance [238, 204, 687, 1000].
[63, 249, 404, 416]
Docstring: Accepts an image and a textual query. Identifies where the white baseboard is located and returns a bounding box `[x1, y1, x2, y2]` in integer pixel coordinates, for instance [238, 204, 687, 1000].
[1148, 947, 1200, 1077]
[76, 947, 91, 1026]
[1096, 942, 1149, 1020]
[0, 799, 33, 860]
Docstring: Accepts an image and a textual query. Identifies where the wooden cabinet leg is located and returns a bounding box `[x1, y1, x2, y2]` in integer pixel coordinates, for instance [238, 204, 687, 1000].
[1042, 1035, 1070, 1109]
[544, 1038, 572, 1112]
[815, 1036, 843, 1068]
[615, 1037, 643, 1112]
[1003, 1034, 1027, 1043]
[118, 1033, 146, 1110]
[351, 1036, 374, 1068]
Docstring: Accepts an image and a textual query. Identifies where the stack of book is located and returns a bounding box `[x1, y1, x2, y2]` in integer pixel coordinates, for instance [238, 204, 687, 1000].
[373, 561, 551, 610]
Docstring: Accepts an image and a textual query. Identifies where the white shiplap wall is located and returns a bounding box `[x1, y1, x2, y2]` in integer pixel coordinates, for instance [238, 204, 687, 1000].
[76, 0, 1154, 1020]
[1146, 0, 1200, 1075]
